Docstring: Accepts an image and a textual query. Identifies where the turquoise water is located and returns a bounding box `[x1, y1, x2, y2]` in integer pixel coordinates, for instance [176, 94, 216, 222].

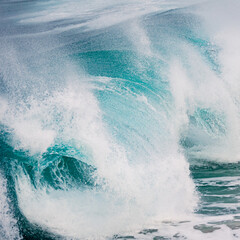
[0, 0, 240, 239]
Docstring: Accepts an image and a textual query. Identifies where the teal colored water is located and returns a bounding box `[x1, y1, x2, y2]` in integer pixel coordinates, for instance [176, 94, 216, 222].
[0, 0, 240, 239]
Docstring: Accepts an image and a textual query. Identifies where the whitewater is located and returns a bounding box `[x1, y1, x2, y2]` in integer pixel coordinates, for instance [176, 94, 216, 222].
[0, 0, 240, 239]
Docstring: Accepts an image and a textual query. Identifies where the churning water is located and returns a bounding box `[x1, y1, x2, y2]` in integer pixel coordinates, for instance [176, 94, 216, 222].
[0, 0, 240, 239]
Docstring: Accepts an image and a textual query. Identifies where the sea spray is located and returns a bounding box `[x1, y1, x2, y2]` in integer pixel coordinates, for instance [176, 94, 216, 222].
[0, 0, 240, 239]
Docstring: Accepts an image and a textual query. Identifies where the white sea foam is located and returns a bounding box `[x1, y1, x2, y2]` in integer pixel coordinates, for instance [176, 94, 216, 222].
[10, 77, 196, 238]
[1, 0, 240, 239]
[0, 172, 21, 240]
[0, 44, 197, 237]
[187, 0, 240, 162]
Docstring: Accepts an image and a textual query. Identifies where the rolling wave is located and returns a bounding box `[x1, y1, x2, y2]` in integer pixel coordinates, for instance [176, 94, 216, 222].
[0, 0, 240, 239]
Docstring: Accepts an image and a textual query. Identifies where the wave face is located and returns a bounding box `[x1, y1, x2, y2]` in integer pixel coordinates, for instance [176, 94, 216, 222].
[0, 0, 240, 239]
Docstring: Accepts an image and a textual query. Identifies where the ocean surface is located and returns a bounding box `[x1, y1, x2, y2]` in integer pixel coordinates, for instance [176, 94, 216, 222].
[0, 0, 240, 239]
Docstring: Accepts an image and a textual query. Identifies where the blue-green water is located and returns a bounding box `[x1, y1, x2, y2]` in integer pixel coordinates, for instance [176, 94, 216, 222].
[0, 0, 240, 239]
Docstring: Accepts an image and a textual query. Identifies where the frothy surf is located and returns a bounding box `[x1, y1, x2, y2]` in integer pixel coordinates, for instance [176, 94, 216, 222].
[0, 0, 240, 239]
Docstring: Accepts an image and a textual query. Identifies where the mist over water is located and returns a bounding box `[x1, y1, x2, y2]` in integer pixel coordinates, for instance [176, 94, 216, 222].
[0, 0, 240, 239]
